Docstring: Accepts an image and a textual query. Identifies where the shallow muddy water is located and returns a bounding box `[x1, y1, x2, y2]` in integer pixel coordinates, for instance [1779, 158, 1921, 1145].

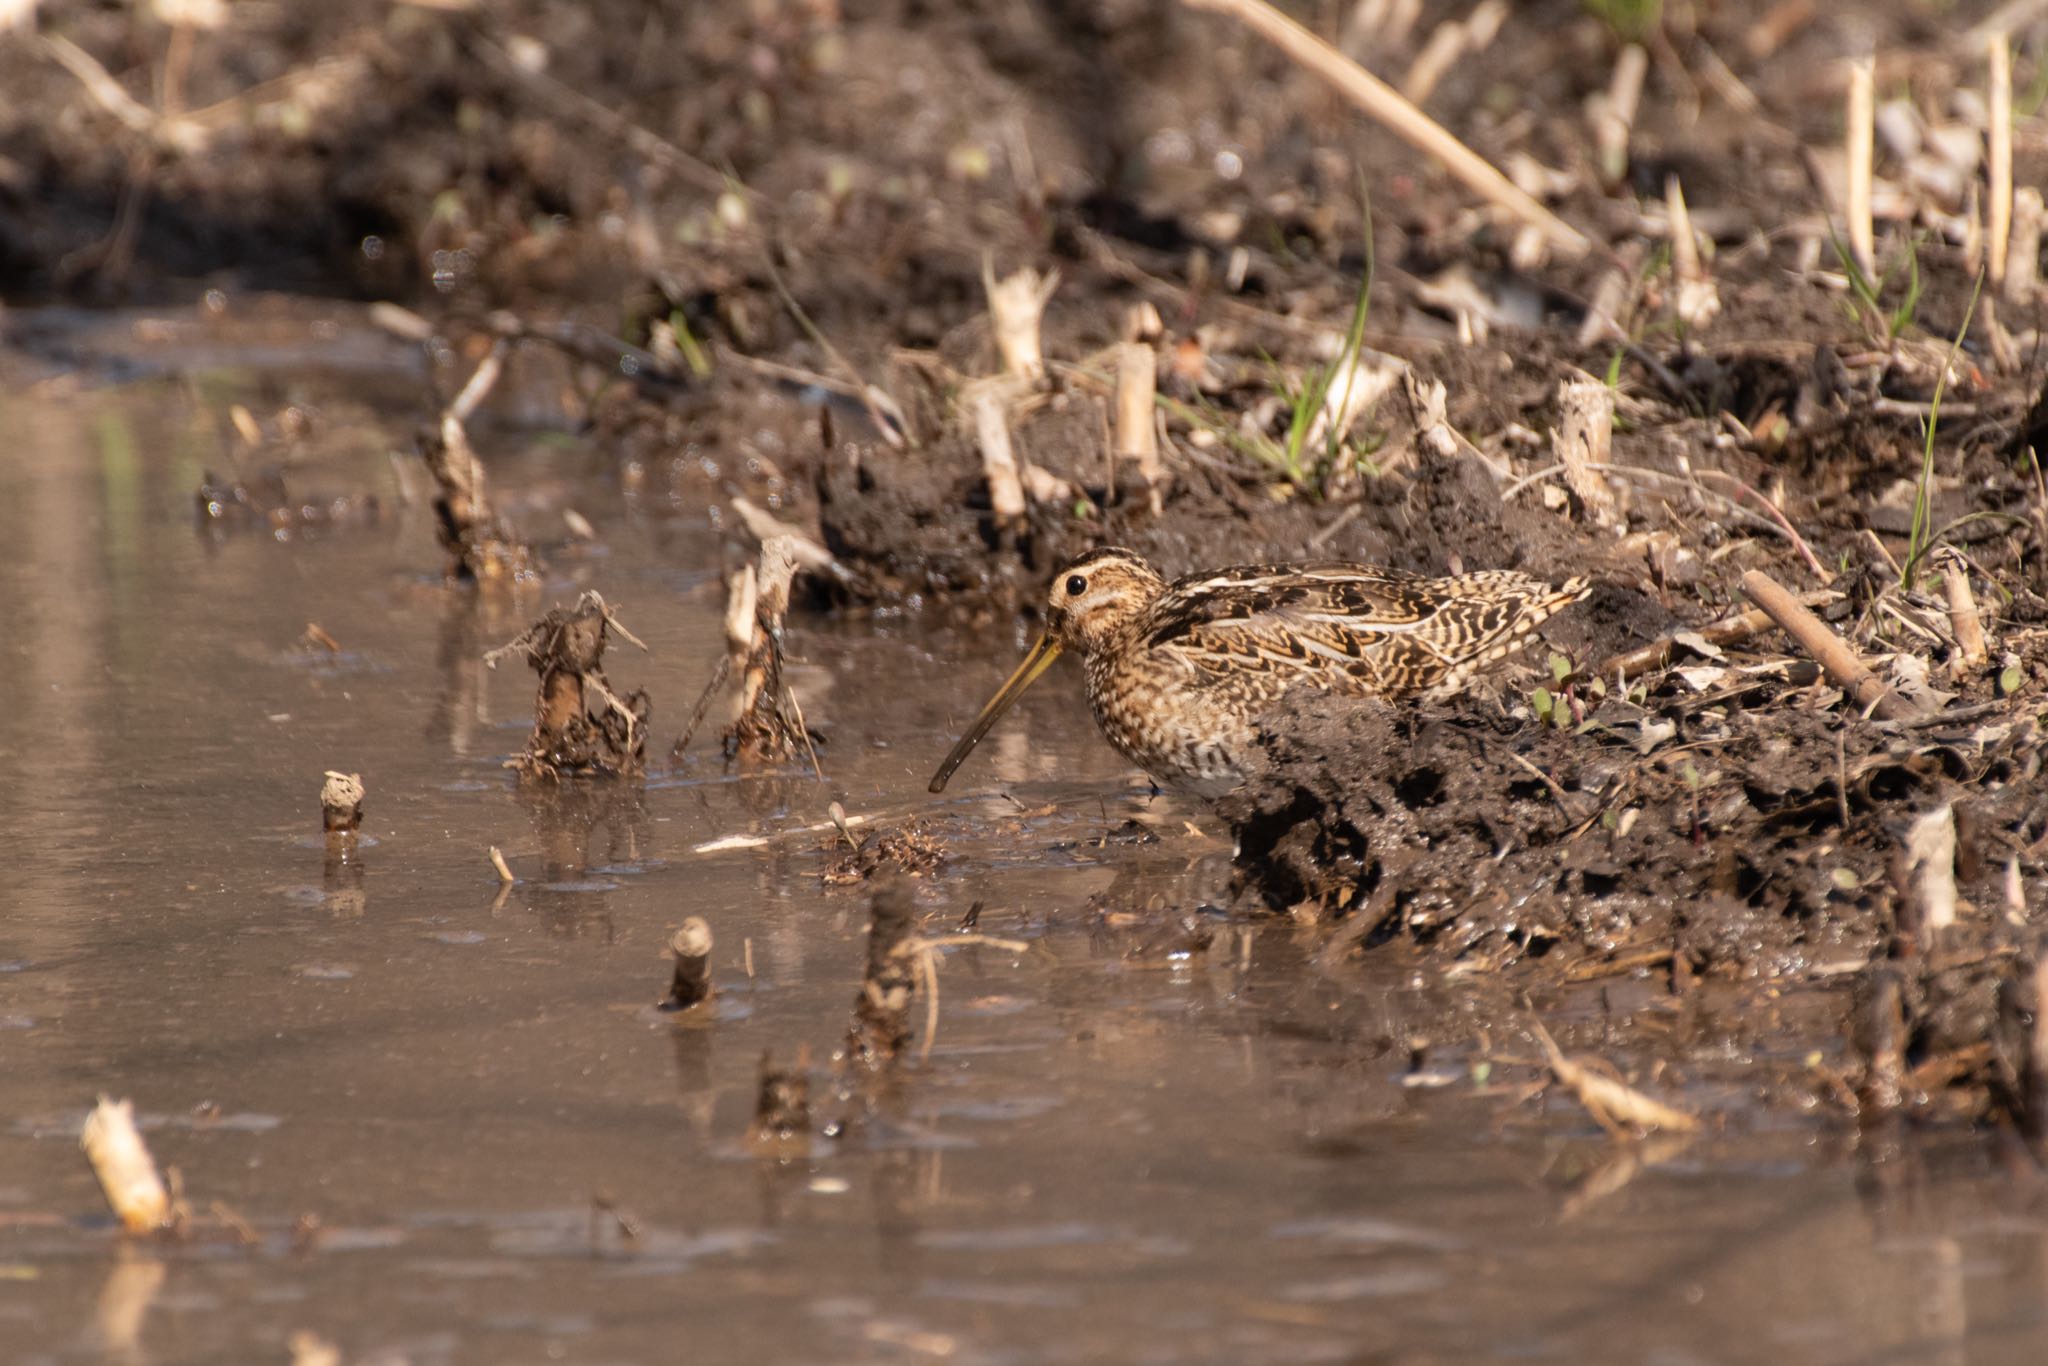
[2, 359, 2045, 1364]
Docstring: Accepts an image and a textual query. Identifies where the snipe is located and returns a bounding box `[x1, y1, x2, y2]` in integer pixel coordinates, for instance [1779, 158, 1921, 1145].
[930, 547, 1590, 798]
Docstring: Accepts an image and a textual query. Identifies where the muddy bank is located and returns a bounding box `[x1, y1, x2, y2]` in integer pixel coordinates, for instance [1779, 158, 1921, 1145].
[7, 0, 2048, 1152]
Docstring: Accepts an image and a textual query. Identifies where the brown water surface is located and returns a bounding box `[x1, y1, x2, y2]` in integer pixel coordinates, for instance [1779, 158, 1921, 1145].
[2, 358, 2045, 1364]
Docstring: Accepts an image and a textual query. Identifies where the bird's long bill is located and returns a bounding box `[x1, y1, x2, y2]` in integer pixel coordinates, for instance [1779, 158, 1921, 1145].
[928, 635, 1063, 793]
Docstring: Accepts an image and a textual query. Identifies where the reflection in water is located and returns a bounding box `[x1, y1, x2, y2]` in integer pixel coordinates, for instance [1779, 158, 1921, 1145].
[88, 1251, 164, 1362]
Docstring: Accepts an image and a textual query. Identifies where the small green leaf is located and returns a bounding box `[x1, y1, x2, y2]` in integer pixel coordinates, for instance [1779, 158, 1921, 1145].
[1831, 867, 1861, 893]
[2000, 664, 2023, 695]
[1550, 653, 1572, 684]
[1532, 688, 1554, 723]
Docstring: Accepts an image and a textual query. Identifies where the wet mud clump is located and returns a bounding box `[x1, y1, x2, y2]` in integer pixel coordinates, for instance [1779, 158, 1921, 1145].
[1221, 679, 2046, 990]
[486, 591, 650, 780]
[822, 820, 944, 886]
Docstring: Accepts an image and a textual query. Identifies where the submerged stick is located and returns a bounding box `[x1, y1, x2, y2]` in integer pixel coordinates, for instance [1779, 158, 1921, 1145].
[1739, 570, 1918, 720]
[1181, 0, 1591, 259]
[1530, 1022, 1699, 1136]
[661, 917, 714, 1011]
[847, 879, 920, 1065]
[745, 1049, 811, 1154]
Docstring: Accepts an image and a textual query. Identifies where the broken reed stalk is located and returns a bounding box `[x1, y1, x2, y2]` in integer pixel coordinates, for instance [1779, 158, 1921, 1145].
[1596, 591, 1842, 678]
[1179, 0, 1591, 259]
[1593, 43, 1648, 189]
[1989, 32, 2013, 291]
[848, 879, 919, 1065]
[1894, 803, 1960, 947]
[1401, 0, 1506, 105]
[661, 917, 714, 1011]
[972, 387, 1029, 531]
[1941, 554, 1988, 668]
[1530, 1022, 1699, 1136]
[486, 591, 650, 777]
[982, 261, 1057, 380]
[1114, 340, 1163, 507]
[418, 339, 534, 583]
[725, 537, 806, 759]
[1739, 570, 1919, 720]
[80, 1098, 173, 1234]
[1846, 56, 1876, 278]
[2008, 188, 2043, 304]
[1552, 379, 1620, 527]
[1665, 177, 1719, 330]
[319, 770, 364, 835]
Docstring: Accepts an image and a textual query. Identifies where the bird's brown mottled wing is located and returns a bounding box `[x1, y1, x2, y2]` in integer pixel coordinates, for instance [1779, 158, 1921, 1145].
[1145, 563, 1590, 698]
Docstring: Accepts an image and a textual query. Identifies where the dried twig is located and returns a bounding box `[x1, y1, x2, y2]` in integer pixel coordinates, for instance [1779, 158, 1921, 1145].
[1989, 33, 2014, 291]
[1115, 340, 1164, 509]
[1941, 550, 1989, 667]
[983, 261, 1058, 381]
[1591, 44, 1648, 189]
[1530, 1022, 1699, 1136]
[972, 386, 1029, 530]
[1552, 379, 1620, 527]
[1846, 55, 1876, 278]
[1666, 177, 1720, 329]
[1179, 0, 1592, 259]
[1740, 570, 1918, 720]
[1596, 591, 1842, 678]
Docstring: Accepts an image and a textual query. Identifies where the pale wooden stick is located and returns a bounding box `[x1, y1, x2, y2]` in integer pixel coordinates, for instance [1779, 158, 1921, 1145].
[1740, 569, 1918, 720]
[80, 1098, 171, 1234]
[1847, 56, 1876, 278]
[1989, 32, 2014, 290]
[1553, 379, 1620, 528]
[1114, 341, 1163, 505]
[1595, 591, 1842, 678]
[1180, 0, 1592, 259]
[2007, 187, 2042, 304]
[972, 388, 1028, 528]
[1941, 554, 1988, 667]
[1666, 176, 1719, 329]
[983, 261, 1057, 381]
[1593, 44, 1648, 189]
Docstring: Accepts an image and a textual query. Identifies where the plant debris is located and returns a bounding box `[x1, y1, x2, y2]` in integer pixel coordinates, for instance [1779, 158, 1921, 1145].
[486, 591, 650, 780]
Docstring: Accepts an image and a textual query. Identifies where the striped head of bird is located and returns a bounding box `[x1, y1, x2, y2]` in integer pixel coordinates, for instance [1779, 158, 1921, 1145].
[928, 547, 1165, 793]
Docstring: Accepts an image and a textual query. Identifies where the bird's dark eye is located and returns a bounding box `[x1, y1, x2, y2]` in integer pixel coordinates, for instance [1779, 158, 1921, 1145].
[1065, 574, 1088, 597]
